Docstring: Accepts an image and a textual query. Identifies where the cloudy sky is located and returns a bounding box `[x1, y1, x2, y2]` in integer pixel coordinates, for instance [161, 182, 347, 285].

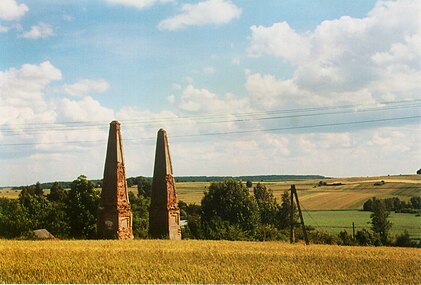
[0, 0, 420, 186]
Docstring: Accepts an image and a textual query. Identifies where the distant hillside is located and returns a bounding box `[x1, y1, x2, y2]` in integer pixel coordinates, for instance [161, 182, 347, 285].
[2, 175, 326, 189]
[174, 175, 327, 182]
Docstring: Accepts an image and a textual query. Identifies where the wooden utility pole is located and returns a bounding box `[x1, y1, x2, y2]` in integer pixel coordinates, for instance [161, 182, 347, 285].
[289, 187, 295, 243]
[290, 185, 309, 245]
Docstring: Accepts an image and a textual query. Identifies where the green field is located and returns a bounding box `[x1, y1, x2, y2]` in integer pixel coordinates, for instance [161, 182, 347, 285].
[0, 240, 420, 284]
[2, 175, 420, 210]
[169, 174, 421, 210]
[302, 210, 421, 238]
[2, 175, 420, 239]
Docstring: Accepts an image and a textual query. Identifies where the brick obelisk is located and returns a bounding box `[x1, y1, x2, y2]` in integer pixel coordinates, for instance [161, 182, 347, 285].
[98, 121, 133, 240]
[149, 129, 181, 240]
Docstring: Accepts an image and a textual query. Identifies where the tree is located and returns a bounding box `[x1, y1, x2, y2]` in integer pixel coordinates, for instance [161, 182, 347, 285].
[0, 198, 32, 238]
[44, 182, 71, 237]
[363, 198, 374, 211]
[47, 182, 68, 203]
[34, 182, 44, 196]
[246, 180, 252, 188]
[137, 177, 152, 198]
[278, 190, 298, 229]
[129, 192, 150, 238]
[370, 199, 392, 245]
[66, 175, 100, 239]
[355, 229, 374, 246]
[253, 183, 280, 226]
[410, 196, 421, 210]
[338, 230, 355, 246]
[18, 184, 51, 230]
[201, 180, 260, 240]
[395, 230, 417, 247]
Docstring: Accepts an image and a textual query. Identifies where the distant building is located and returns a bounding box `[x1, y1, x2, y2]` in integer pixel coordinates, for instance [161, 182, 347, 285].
[33, 229, 55, 239]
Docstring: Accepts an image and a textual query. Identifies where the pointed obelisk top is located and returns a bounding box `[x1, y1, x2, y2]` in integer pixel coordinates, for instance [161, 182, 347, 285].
[153, 128, 173, 178]
[100, 120, 128, 205]
[98, 120, 133, 240]
[149, 128, 181, 239]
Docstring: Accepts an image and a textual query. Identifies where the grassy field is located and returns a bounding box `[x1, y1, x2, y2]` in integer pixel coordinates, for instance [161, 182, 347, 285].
[0, 240, 420, 284]
[2, 175, 419, 239]
[303, 210, 421, 238]
[167, 175, 421, 209]
[2, 175, 419, 210]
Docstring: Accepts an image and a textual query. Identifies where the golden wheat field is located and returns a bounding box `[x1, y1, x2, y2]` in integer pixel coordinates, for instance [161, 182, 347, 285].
[0, 240, 420, 284]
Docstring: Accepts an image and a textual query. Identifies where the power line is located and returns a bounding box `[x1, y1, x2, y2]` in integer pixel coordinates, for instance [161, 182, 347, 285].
[1, 102, 418, 136]
[1, 98, 420, 131]
[0, 114, 419, 147]
[170, 115, 421, 139]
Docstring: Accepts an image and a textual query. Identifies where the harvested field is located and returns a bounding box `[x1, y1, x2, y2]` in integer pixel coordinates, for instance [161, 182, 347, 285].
[0, 240, 420, 284]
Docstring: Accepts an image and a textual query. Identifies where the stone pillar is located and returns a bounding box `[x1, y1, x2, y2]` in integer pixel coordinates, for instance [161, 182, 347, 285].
[98, 121, 133, 240]
[149, 129, 181, 240]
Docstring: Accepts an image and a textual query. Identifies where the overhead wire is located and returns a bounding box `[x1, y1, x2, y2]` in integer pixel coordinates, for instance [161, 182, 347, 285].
[0, 114, 419, 147]
[0, 98, 420, 130]
[0, 99, 419, 136]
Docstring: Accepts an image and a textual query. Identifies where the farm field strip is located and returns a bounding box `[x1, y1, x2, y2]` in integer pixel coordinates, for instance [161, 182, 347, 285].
[0, 240, 420, 284]
[302, 210, 421, 238]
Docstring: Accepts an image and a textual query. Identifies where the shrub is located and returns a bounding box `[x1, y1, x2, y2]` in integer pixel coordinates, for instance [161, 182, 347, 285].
[395, 230, 418, 247]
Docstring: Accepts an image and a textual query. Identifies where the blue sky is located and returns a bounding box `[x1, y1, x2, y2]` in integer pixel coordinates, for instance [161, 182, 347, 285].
[0, 0, 420, 185]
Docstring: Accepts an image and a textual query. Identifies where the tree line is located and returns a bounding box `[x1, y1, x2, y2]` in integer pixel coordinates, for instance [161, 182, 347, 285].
[0, 176, 419, 247]
[363, 196, 420, 214]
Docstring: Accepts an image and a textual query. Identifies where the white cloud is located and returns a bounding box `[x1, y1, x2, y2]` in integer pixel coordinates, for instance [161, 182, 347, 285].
[105, 0, 174, 10]
[0, 0, 28, 21]
[158, 0, 241, 31]
[248, 22, 310, 64]
[21, 22, 54, 39]
[0, 61, 61, 117]
[63, 79, 110, 97]
[0, 61, 114, 185]
[173, 84, 249, 114]
[57, 96, 114, 122]
[246, 0, 421, 106]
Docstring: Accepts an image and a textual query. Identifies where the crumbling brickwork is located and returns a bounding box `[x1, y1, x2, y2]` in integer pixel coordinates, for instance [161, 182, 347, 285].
[149, 129, 181, 240]
[98, 121, 133, 240]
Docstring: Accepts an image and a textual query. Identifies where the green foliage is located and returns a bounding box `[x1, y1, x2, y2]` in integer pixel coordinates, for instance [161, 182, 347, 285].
[201, 180, 260, 239]
[307, 230, 339, 245]
[67, 175, 100, 239]
[47, 182, 68, 203]
[246, 180, 252, 188]
[137, 177, 152, 198]
[363, 196, 419, 213]
[0, 198, 32, 238]
[177, 201, 203, 239]
[370, 198, 392, 245]
[410, 196, 420, 209]
[279, 190, 298, 229]
[253, 183, 280, 226]
[129, 192, 150, 238]
[355, 229, 374, 246]
[255, 224, 287, 241]
[18, 185, 52, 230]
[394, 230, 418, 247]
[338, 230, 356, 246]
